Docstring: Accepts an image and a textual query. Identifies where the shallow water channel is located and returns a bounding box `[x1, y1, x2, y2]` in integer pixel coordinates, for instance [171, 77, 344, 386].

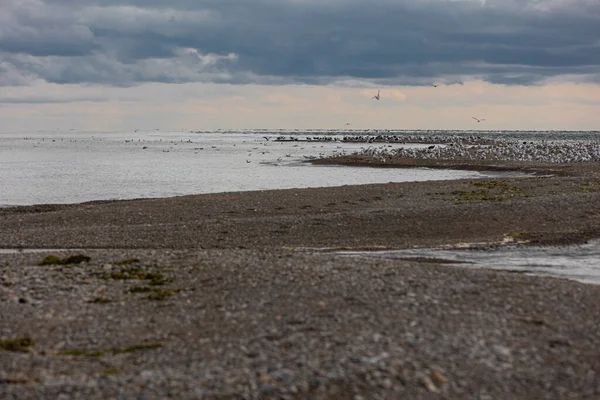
[336, 240, 600, 285]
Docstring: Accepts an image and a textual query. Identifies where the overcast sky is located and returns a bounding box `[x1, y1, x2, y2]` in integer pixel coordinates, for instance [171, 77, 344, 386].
[1, 0, 599, 131]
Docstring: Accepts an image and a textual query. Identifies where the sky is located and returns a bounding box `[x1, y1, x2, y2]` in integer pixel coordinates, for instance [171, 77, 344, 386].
[1, 0, 600, 132]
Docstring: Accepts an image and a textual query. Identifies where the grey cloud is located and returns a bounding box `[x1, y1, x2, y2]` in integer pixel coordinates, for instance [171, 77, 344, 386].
[0, 0, 599, 88]
[0, 2, 97, 57]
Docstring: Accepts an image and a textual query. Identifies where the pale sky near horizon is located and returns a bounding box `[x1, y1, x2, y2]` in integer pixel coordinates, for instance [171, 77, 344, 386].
[1, 0, 600, 132]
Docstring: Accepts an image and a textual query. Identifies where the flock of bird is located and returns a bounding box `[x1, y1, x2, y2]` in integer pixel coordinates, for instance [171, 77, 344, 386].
[359, 137, 600, 164]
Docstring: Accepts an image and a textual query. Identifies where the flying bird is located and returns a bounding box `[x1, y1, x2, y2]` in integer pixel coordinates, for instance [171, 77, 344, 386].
[373, 90, 380, 100]
[432, 84, 440, 88]
[472, 117, 485, 123]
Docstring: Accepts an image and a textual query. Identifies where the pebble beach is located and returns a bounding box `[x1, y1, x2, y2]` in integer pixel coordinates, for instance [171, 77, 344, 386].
[2, 135, 600, 399]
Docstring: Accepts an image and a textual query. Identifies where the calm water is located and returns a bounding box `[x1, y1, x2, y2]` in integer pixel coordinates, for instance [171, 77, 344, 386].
[1, 130, 523, 206]
[2, 129, 599, 284]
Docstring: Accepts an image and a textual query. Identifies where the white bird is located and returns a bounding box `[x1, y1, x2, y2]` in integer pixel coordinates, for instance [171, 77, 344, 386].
[372, 90, 380, 100]
[472, 117, 485, 123]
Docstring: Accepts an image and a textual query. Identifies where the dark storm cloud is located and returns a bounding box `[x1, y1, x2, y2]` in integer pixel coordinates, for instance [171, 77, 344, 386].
[1, 0, 599, 87]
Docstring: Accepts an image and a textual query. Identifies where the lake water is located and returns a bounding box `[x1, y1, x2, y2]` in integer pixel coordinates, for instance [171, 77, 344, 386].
[2, 129, 599, 285]
[1, 130, 521, 207]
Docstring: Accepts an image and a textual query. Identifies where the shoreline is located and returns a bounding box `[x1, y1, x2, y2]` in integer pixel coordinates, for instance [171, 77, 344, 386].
[2, 157, 600, 248]
[312, 154, 599, 176]
[2, 157, 600, 398]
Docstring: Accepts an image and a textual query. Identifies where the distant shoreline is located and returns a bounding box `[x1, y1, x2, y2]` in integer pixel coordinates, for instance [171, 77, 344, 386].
[312, 154, 598, 176]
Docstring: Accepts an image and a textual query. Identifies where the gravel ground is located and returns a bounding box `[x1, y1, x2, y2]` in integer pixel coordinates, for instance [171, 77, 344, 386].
[2, 158, 600, 399]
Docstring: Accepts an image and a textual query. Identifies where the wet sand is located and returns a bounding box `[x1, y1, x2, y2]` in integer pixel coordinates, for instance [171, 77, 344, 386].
[1, 157, 600, 398]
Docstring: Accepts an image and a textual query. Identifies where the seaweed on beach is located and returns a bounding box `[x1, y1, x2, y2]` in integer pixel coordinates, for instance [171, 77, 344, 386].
[57, 343, 162, 358]
[0, 337, 34, 353]
[116, 258, 140, 265]
[579, 179, 600, 192]
[127, 286, 181, 300]
[145, 289, 180, 301]
[38, 254, 91, 266]
[104, 265, 171, 285]
[446, 181, 529, 203]
[88, 297, 115, 304]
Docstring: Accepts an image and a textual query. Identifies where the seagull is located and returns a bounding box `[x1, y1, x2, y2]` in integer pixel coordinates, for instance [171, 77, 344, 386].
[345, 122, 351, 126]
[432, 84, 440, 88]
[372, 90, 380, 100]
[472, 117, 485, 123]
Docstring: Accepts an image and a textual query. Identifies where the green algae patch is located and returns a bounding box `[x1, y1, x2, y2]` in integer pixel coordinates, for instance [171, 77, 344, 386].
[146, 289, 180, 301]
[445, 181, 529, 203]
[471, 180, 508, 189]
[451, 189, 501, 202]
[0, 337, 34, 353]
[101, 368, 120, 376]
[116, 258, 140, 265]
[38, 255, 63, 266]
[127, 285, 182, 300]
[508, 228, 582, 244]
[579, 180, 600, 192]
[88, 297, 115, 304]
[57, 349, 104, 358]
[57, 343, 162, 358]
[118, 343, 162, 353]
[39, 254, 91, 266]
[104, 265, 171, 285]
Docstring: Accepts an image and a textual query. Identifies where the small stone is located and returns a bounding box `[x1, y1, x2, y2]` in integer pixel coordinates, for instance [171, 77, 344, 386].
[381, 378, 393, 389]
[0, 275, 11, 285]
[493, 344, 511, 357]
[430, 370, 448, 385]
[140, 370, 154, 379]
[421, 375, 438, 392]
[4, 376, 29, 384]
